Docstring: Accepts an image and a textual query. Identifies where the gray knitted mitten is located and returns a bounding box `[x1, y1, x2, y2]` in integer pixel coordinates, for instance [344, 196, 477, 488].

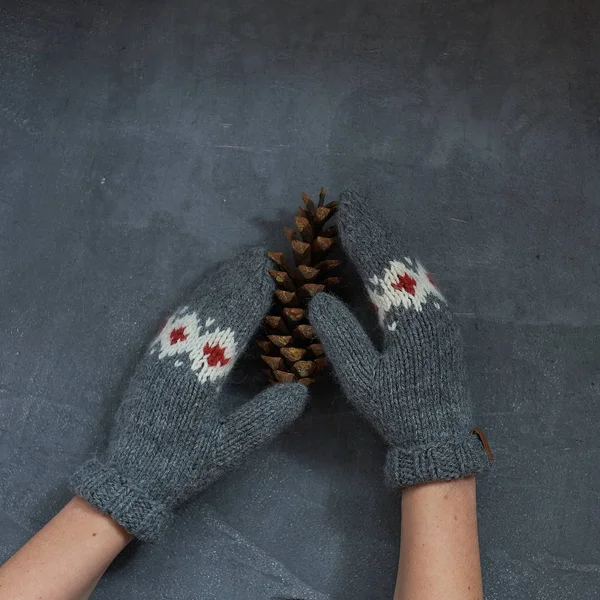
[71, 248, 307, 540]
[309, 191, 492, 488]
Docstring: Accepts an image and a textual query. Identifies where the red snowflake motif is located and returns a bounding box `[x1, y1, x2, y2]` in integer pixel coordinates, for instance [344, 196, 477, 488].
[169, 326, 188, 345]
[392, 272, 417, 296]
[203, 343, 231, 367]
[427, 273, 437, 288]
[372, 303, 379, 314]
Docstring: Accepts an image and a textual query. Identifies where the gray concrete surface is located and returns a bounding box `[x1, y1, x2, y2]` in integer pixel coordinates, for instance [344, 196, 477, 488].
[1, 0, 599, 598]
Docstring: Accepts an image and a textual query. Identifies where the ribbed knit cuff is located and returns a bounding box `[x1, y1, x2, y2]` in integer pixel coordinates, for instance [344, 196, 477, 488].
[385, 432, 491, 488]
[70, 459, 171, 541]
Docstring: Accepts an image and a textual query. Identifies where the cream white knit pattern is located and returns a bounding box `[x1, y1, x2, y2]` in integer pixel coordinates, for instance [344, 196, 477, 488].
[150, 309, 237, 384]
[367, 257, 446, 327]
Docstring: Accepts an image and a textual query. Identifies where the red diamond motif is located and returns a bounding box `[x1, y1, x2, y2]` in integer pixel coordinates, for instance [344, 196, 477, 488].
[392, 272, 417, 296]
[169, 326, 188, 345]
[203, 343, 230, 367]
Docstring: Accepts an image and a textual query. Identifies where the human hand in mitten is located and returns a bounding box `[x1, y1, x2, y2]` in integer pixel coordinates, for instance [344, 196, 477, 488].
[71, 248, 307, 540]
[309, 191, 493, 488]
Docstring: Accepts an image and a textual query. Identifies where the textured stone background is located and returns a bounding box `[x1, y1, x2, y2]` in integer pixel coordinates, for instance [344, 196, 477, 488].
[1, 1, 599, 598]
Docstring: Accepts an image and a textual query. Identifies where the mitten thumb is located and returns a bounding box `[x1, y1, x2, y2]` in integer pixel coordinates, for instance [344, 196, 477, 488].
[309, 293, 380, 402]
[215, 383, 308, 469]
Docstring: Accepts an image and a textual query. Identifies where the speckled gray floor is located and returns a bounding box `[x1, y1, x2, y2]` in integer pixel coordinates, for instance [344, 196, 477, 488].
[1, 1, 599, 598]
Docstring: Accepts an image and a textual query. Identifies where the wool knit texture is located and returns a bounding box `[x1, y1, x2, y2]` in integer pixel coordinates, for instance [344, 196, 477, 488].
[71, 247, 308, 541]
[309, 190, 491, 488]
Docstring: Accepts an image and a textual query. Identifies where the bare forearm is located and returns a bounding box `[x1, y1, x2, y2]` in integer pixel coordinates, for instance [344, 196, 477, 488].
[394, 477, 483, 600]
[0, 497, 132, 600]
